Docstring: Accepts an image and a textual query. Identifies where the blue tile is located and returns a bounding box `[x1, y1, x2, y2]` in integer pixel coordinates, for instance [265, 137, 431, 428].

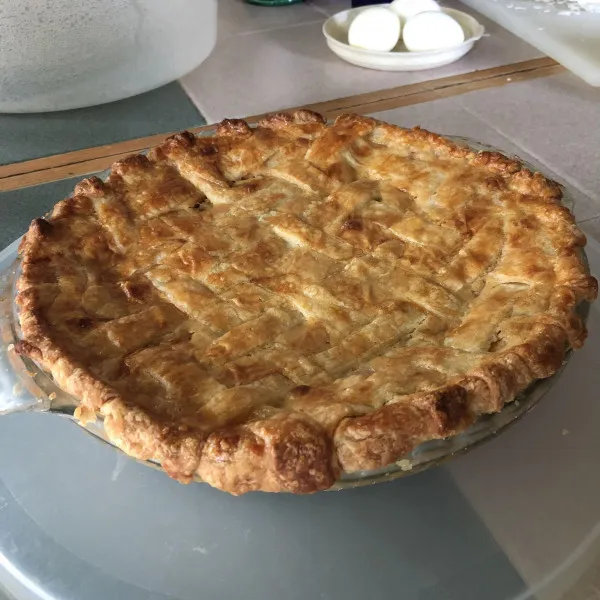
[0, 177, 82, 249]
[0, 83, 204, 166]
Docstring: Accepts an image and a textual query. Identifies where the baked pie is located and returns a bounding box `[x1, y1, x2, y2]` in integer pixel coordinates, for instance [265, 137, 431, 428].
[16, 111, 597, 494]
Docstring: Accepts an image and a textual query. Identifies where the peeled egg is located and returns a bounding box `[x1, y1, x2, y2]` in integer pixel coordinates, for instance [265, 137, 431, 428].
[389, 0, 441, 23]
[402, 11, 465, 52]
[348, 7, 401, 53]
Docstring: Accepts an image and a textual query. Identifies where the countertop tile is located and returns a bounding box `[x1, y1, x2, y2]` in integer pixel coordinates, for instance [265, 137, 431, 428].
[370, 99, 600, 222]
[0, 83, 204, 167]
[182, 2, 542, 123]
[455, 72, 600, 212]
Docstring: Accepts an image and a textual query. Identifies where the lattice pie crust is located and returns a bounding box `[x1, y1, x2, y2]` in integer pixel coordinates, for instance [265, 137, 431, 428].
[16, 111, 597, 494]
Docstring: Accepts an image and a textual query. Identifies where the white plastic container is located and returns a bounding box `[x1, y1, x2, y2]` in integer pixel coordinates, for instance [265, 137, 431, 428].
[0, 0, 217, 113]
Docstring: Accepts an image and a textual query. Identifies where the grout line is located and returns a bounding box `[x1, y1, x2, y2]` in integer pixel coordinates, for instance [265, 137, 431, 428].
[305, 2, 333, 18]
[228, 16, 326, 38]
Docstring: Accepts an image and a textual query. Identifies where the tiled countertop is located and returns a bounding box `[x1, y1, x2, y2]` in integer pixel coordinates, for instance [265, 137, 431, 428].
[1, 4, 600, 599]
[181, 0, 544, 122]
[4, 72, 598, 251]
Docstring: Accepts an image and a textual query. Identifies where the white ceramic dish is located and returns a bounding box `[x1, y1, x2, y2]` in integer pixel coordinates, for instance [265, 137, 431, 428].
[323, 6, 485, 71]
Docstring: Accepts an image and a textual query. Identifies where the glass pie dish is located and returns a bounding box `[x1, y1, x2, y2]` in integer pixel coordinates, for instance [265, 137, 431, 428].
[0, 135, 588, 491]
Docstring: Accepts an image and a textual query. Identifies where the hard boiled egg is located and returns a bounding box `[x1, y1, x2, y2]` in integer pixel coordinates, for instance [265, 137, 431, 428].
[390, 0, 441, 23]
[348, 7, 401, 53]
[402, 11, 465, 52]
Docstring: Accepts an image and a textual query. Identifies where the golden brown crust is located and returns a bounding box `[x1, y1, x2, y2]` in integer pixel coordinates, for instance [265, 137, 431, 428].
[16, 110, 597, 494]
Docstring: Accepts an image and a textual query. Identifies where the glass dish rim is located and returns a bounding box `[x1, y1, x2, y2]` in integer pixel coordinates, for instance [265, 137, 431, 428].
[0, 130, 587, 491]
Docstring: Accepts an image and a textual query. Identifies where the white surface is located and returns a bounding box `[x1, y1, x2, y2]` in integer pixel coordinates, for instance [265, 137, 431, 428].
[449, 235, 600, 599]
[0, 0, 217, 112]
[323, 7, 483, 71]
[459, 0, 600, 86]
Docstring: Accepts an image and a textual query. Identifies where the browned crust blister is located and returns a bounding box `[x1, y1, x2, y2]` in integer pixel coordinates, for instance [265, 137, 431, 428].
[15, 111, 597, 494]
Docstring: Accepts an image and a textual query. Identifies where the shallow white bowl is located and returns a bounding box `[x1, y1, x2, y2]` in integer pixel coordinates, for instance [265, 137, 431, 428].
[323, 6, 485, 71]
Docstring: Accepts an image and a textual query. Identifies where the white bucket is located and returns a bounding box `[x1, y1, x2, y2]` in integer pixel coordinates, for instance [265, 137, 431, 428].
[0, 0, 217, 113]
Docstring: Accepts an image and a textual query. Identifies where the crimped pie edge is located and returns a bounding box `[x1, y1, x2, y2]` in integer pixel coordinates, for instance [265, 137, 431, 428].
[15, 111, 598, 495]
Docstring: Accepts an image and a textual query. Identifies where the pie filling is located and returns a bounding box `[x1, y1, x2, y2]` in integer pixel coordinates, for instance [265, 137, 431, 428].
[15, 111, 597, 494]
